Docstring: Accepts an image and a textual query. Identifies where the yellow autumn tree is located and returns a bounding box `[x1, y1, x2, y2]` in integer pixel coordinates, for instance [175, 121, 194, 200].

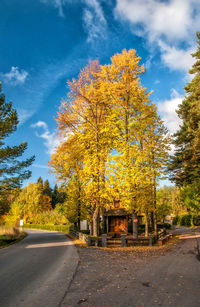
[55, 61, 114, 236]
[50, 134, 84, 229]
[51, 49, 170, 237]
[102, 50, 170, 236]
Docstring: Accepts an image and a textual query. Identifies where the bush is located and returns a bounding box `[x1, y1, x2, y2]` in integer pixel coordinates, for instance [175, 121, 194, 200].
[172, 216, 180, 225]
[180, 214, 192, 226]
[30, 210, 68, 225]
[173, 214, 200, 226]
[23, 223, 73, 233]
[193, 215, 200, 226]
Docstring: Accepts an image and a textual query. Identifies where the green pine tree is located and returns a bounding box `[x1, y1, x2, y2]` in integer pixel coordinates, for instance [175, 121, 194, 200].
[169, 32, 200, 186]
[43, 179, 52, 198]
[0, 83, 34, 197]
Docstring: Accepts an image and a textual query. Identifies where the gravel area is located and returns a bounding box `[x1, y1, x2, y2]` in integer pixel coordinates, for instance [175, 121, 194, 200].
[61, 228, 200, 307]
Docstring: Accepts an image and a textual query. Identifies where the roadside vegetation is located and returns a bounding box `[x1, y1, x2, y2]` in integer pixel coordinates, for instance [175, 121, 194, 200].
[0, 225, 26, 248]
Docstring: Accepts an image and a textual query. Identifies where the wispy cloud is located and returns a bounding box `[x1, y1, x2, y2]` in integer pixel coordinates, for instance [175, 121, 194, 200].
[82, 0, 107, 42]
[8, 53, 86, 125]
[40, 0, 107, 42]
[157, 89, 183, 134]
[40, 0, 69, 17]
[32, 164, 50, 169]
[114, 0, 200, 72]
[31, 121, 61, 154]
[1, 66, 28, 86]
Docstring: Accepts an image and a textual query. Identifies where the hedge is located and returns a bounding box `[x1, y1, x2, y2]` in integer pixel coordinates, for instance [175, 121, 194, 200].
[23, 223, 73, 233]
[173, 214, 200, 226]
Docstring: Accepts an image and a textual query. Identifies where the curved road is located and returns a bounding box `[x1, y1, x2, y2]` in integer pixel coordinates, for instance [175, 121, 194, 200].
[0, 229, 79, 307]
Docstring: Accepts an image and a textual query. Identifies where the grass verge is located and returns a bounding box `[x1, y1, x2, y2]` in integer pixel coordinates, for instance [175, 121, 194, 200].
[0, 231, 27, 249]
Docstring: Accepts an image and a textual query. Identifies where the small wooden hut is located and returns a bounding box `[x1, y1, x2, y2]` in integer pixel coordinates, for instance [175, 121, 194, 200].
[103, 199, 129, 235]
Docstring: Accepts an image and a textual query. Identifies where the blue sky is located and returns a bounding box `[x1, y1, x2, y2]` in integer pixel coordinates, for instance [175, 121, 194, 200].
[0, 0, 200, 187]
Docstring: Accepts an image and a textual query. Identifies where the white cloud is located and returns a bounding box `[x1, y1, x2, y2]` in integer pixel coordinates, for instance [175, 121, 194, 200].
[31, 121, 62, 154]
[1, 66, 28, 86]
[82, 0, 107, 42]
[114, 0, 200, 72]
[158, 40, 195, 71]
[157, 89, 183, 134]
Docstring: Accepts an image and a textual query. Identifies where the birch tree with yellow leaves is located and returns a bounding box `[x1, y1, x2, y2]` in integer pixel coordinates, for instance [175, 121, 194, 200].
[102, 50, 170, 236]
[54, 61, 114, 236]
[51, 49, 170, 236]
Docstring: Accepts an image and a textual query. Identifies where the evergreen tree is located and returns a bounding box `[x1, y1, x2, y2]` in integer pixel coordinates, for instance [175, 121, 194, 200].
[51, 184, 66, 208]
[37, 177, 43, 191]
[169, 32, 200, 186]
[0, 83, 34, 197]
[43, 179, 52, 198]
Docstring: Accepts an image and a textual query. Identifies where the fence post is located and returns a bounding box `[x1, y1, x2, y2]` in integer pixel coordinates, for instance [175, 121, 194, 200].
[121, 234, 127, 247]
[87, 236, 92, 246]
[102, 234, 107, 248]
[149, 235, 153, 246]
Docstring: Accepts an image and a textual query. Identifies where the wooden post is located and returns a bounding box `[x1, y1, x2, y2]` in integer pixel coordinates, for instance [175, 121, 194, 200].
[126, 216, 128, 233]
[149, 235, 153, 246]
[121, 234, 127, 247]
[87, 236, 92, 246]
[102, 234, 107, 247]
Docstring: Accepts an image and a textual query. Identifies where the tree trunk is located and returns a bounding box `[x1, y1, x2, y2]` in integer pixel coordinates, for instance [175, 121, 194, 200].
[77, 200, 81, 231]
[153, 171, 158, 237]
[145, 213, 149, 237]
[154, 211, 158, 237]
[93, 206, 99, 236]
[132, 212, 138, 238]
[151, 211, 154, 231]
[90, 219, 93, 236]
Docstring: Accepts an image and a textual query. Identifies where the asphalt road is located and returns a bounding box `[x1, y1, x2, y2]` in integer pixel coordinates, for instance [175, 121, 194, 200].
[0, 229, 79, 307]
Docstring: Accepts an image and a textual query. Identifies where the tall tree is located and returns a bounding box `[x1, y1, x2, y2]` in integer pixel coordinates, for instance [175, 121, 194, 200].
[56, 61, 113, 236]
[0, 83, 34, 208]
[43, 179, 52, 198]
[104, 50, 170, 231]
[50, 134, 84, 229]
[169, 32, 200, 186]
[52, 50, 170, 236]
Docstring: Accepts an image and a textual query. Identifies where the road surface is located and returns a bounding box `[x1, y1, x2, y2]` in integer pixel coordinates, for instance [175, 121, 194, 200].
[0, 229, 79, 307]
[62, 227, 200, 307]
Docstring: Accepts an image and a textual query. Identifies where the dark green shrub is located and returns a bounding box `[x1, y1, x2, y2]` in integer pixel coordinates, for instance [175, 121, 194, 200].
[180, 215, 192, 226]
[193, 215, 200, 226]
[172, 216, 180, 225]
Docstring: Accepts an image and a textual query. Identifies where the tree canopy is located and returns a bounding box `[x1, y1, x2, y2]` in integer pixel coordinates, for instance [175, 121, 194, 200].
[0, 83, 34, 215]
[50, 49, 170, 236]
[169, 32, 200, 186]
